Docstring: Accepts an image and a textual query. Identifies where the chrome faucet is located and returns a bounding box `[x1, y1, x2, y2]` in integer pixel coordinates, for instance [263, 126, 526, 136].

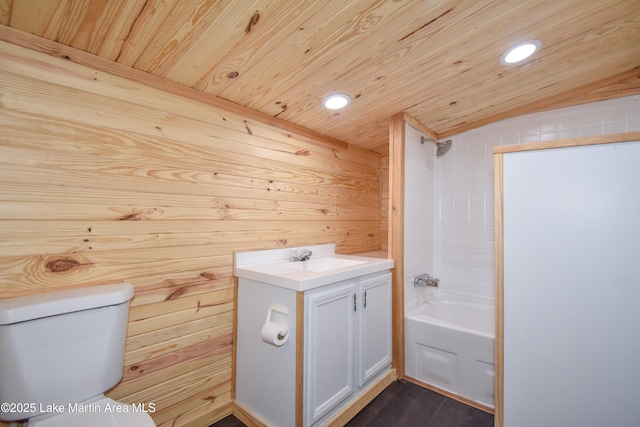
[414, 273, 439, 287]
[289, 249, 312, 262]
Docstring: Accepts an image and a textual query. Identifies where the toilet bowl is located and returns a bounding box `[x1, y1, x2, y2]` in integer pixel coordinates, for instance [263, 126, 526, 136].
[0, 283, 156, 426]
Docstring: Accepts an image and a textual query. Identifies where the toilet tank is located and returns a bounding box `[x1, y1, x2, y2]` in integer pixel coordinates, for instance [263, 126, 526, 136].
[0, 283, 134, 422]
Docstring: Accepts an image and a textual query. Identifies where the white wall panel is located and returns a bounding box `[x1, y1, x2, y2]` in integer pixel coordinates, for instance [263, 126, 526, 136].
[502, 141, 640, 427]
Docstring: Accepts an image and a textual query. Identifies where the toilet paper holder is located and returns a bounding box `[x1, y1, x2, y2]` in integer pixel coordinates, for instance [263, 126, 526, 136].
[266, 306, 288, 340]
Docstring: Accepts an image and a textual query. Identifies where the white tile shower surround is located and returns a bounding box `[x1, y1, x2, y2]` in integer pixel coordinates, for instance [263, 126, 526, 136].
[404, 95, 640, 310]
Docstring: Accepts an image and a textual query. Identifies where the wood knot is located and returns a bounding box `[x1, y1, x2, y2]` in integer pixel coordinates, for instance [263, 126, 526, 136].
[295, 149, 310, 156]
[46, 257, 81, 272]
[119, 212, 141, 221]
[243, 120, 253, 135]
[165, 287, 187, 301]
[245, 10, 260, 33]
[200, 272, 215, 280]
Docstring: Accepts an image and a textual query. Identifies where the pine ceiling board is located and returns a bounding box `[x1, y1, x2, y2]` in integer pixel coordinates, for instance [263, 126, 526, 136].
[121, 0, 263, 82]
[0, 0, 10, 26]
[340, 120, 390, 153]
[56, 0, 104, 50]
[169, 0, 301, 89]
[304, 104, 393, 152]
[325, 0, 639, 143]
[116, 0, 187, 69]
[8, 0, 71, 39]
[304, 2, 629, 143]
[442, 0, 640, 118]
[124, 0, 232, 74]
[160, 0, 268, 85]
[274, 0, 523, 139]
[402, 6, 612, 130]
[411, 2, 640, 133]
[280, 0, 520, 140]
[194, 0, 355, 111]
[50, 0, 146, 60]
[200, 0, 389, 108]
[224, 0, 440, 114]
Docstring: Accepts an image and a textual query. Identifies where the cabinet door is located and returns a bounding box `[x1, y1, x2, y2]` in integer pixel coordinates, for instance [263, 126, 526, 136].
[305, 282, 356, 426]
[358, 273, 392, 387]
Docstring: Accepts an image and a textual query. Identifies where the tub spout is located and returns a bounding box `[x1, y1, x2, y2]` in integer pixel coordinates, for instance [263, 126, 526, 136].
[414, 273, 439, 287]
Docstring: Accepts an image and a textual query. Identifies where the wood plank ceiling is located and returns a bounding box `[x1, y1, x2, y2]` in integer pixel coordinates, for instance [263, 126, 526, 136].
[1, 0, 639, 153]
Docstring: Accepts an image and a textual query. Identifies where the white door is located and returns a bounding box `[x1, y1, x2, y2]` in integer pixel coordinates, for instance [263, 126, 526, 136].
[502, 141, 640, 427]
[358, 273, 392, 387]
[304, 281, 356, 426]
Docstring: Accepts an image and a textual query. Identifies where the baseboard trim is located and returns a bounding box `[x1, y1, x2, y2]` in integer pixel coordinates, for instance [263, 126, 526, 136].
[404, 376, 494, 414]
[232, 401, 270, 427]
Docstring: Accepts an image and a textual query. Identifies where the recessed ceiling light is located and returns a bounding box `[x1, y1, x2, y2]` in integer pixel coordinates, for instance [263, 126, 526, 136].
[322, 93, 351, 110]
[500, 40, 541, 65]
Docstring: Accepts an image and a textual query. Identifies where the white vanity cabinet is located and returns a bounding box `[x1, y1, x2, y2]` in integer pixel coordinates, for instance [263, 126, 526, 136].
[304, 272, 392, 426]
[235, 244, 394, 427]
[305, 281, 356, 426]
[357, 273, 392, 387]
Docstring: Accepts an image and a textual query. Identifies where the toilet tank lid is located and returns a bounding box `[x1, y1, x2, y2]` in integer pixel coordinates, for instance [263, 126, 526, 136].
[0, 282, 134, 325]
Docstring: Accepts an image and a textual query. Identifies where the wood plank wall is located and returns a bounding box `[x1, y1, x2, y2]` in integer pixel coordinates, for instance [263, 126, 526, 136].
[379, 153, 389, 253]
[0, 41, 383, 427]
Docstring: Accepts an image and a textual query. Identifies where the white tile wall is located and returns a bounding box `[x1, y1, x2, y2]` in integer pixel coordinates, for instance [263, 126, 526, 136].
[404, 95, 640, 310]
[403, 124, 436, 310]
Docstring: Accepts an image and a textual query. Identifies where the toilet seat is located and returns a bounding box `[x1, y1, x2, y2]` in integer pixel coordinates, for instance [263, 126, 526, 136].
[28, 397, 156, 426]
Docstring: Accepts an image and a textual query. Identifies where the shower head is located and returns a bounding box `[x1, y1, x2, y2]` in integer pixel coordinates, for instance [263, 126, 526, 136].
[435, 139, 452, 156]
[420, 136, 453, 157]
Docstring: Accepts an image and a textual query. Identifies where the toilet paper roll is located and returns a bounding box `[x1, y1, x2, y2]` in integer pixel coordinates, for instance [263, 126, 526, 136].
[261, 320, 289, 346]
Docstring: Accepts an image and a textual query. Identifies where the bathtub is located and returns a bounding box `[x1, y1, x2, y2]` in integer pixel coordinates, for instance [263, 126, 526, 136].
[405, 298, 495, 409]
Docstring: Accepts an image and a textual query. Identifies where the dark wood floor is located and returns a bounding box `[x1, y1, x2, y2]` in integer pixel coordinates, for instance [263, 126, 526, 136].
[210, 380, 494, 427]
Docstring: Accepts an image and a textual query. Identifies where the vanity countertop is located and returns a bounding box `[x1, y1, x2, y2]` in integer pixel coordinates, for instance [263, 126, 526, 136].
[235, 244, 394, 291]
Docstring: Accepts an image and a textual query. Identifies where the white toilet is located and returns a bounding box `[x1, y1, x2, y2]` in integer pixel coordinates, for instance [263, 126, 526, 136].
[0, 283, 156, 426]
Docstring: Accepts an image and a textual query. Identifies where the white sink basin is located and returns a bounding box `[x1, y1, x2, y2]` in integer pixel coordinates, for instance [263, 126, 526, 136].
[302, 257, 366, 272]
[235, 244, 394, 291]
[281, 257, 365, 273]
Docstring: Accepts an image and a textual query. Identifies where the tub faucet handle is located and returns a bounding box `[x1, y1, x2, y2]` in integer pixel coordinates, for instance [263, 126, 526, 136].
[414, 273, 439, 287]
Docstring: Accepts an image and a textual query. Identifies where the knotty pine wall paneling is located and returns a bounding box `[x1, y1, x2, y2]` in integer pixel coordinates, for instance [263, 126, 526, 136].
[0, 40, 382, 427]
[379, 153, 389, 254]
